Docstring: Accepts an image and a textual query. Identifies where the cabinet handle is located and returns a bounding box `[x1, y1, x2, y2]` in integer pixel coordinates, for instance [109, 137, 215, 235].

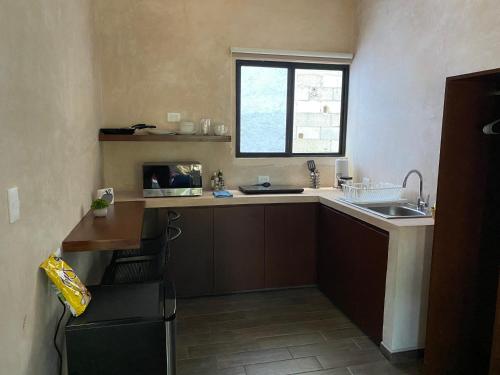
[168, 210, 181, 222]
[167, 225, 182, 242]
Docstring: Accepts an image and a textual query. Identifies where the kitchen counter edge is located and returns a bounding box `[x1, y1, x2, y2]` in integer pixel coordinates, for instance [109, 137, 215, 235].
[115, 189, 434, 231]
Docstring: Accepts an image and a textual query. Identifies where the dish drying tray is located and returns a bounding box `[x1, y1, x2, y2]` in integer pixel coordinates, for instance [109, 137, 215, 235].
[341, 182, 404, 203]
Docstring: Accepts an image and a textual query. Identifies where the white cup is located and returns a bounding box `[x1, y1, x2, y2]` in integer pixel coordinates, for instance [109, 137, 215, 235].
[179, 121, 194, 134]
[214, 123, 228, 136]
[200, 118, 211, 135]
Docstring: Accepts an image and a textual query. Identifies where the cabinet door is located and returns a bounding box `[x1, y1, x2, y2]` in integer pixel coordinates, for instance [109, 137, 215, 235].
[265, 203, 318, 288]
[352, 218, 389, 343]
[318, 205, 388, 343]
[319, 206, 358, 318]
[214, 205, 265, 293]
[168, 207, 214, 297]
[318, 205, 336, 298]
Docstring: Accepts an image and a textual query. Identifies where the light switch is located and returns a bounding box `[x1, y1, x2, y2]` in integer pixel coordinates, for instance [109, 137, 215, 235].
[167, 112, 181, 122]
[7, 187, 20, 223]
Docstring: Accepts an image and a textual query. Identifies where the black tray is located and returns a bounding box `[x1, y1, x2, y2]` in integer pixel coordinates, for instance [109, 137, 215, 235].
[239, 185, 304, 194]
[100, 124, 156, 135]
[100, 128, 135, 135]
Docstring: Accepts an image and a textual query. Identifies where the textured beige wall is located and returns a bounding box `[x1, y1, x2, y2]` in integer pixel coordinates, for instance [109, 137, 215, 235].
[0, 1, 105, 374]
[347, 0, 500, 202]
[94, 0, 357, 191]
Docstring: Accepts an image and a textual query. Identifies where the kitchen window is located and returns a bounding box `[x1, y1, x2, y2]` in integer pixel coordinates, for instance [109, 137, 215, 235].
[236, 60, 349, 157]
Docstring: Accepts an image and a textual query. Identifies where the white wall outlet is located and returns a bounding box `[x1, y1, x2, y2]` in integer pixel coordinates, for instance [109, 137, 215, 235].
[7, 187, 20, 223]
[258, 176, 270, 184]
[167, 112, 181, 122]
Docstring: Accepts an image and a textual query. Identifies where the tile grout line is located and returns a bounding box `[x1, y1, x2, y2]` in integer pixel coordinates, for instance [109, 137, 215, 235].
[351, 337, 362, 349]
[286, 346, 294, 360]
[243, 356, 324, 375]
[315, 353, 325, 370]
[318, 330, 329, 343]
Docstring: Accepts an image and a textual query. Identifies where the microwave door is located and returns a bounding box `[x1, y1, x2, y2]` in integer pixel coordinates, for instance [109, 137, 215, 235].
[143, 163, 203, 197]
[143, 166, 166, 187]
[169, 173, 191, 188]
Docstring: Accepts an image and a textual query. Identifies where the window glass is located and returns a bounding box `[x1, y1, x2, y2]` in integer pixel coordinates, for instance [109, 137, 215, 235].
[239, 65, 288, 153]
[292, 69, 343, 153]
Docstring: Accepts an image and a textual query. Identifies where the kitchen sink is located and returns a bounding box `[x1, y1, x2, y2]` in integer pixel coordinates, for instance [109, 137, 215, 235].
[340, 200, 432, 219]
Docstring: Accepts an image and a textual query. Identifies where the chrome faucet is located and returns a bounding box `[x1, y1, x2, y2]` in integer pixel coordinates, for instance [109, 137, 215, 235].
[402, 169, 429, 212]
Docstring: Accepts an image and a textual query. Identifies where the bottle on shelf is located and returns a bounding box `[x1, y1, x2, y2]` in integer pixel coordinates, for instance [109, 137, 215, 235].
[217, 170, 225, 190]
[210, 172, 217, 190]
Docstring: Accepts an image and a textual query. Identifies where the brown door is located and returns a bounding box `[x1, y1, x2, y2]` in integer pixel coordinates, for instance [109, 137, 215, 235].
[353, 218, 389, 342]
[319, 205, 388, 343]
[168, 207, 214, 297]
[424, 70, 500, 375]
[265, 203, 318, 288]
[214, 205, 265, 293]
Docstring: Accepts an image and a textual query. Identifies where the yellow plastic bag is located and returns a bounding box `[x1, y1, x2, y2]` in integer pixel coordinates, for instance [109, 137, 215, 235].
[40, 253, 91, 317]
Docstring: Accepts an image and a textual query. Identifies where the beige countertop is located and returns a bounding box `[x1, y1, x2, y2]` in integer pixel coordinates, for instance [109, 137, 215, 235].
[115, 189, 434, 231]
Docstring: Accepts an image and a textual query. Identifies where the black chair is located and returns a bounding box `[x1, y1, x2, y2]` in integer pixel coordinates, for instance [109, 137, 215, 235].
[101, 210, 181, 285]
[110, 209, 181, 261]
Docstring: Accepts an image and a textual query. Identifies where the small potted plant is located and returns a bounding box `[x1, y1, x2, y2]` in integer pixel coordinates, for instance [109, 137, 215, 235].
[91, 198, 109, 217]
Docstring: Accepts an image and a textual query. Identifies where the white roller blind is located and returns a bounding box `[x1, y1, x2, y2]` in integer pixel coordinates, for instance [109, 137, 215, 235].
[230, 47, 353, 64]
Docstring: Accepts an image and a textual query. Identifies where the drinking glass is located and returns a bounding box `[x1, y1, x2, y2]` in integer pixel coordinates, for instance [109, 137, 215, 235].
[200, 119, 211, 135]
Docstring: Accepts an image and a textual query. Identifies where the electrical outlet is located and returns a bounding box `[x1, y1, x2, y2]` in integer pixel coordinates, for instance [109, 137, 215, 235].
[167, 112, 181, 122]
[7, 187, 20, 223]
[258, 176, 270, 184]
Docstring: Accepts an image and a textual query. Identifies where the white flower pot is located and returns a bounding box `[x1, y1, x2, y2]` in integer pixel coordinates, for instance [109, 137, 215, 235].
[93, 208, 108, 217]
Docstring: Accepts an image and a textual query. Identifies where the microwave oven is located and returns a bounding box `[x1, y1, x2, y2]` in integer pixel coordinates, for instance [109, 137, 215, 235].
[143, 162, 202, 197]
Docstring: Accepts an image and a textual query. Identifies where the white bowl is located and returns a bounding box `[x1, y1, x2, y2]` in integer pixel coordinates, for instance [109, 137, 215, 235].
[214, 124, 228, 136]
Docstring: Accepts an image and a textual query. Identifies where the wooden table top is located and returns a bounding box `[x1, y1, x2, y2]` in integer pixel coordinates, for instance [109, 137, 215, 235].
[62, 201, 145, 252]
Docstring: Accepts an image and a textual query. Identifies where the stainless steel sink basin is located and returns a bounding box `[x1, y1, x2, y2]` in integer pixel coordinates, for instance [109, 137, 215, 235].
[364, 204, 430, 218]
[339, 200, 432, 219]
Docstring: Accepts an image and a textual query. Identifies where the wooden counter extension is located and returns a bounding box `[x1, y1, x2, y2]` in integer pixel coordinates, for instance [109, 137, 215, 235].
[62, 201, 145, 252]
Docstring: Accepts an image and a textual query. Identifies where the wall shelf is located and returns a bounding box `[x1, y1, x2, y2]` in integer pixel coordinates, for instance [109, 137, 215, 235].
[99, 133, 231, 142]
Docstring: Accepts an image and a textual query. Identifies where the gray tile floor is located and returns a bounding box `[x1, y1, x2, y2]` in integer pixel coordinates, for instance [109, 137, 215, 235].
[176, 287, 422, 375]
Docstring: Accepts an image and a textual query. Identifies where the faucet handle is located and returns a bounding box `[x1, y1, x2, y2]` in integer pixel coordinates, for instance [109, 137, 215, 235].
[417, 194, 430, 212]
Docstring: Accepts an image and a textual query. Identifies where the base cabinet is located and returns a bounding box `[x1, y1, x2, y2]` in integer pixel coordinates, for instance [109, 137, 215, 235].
[169, 203, 318, 295]
[214, 205, 266, 293]
[265, 203, 317, 288]
[319, 205, 389, 343]
[168, 207, 214, 297]
[168, 202, 388, 339]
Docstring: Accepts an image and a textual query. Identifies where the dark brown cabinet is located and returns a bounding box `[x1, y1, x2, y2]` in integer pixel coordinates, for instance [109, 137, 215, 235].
[167, 203, 318, 296]
[319, 205, 357, 318]
[168, 207, 214, 297]
[214, 205, 266, 293]
[318, 205, 389, 343]
[265, 203, 318, 288]
[424, 69, 500, 375]
[167, 202, 388, 326]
